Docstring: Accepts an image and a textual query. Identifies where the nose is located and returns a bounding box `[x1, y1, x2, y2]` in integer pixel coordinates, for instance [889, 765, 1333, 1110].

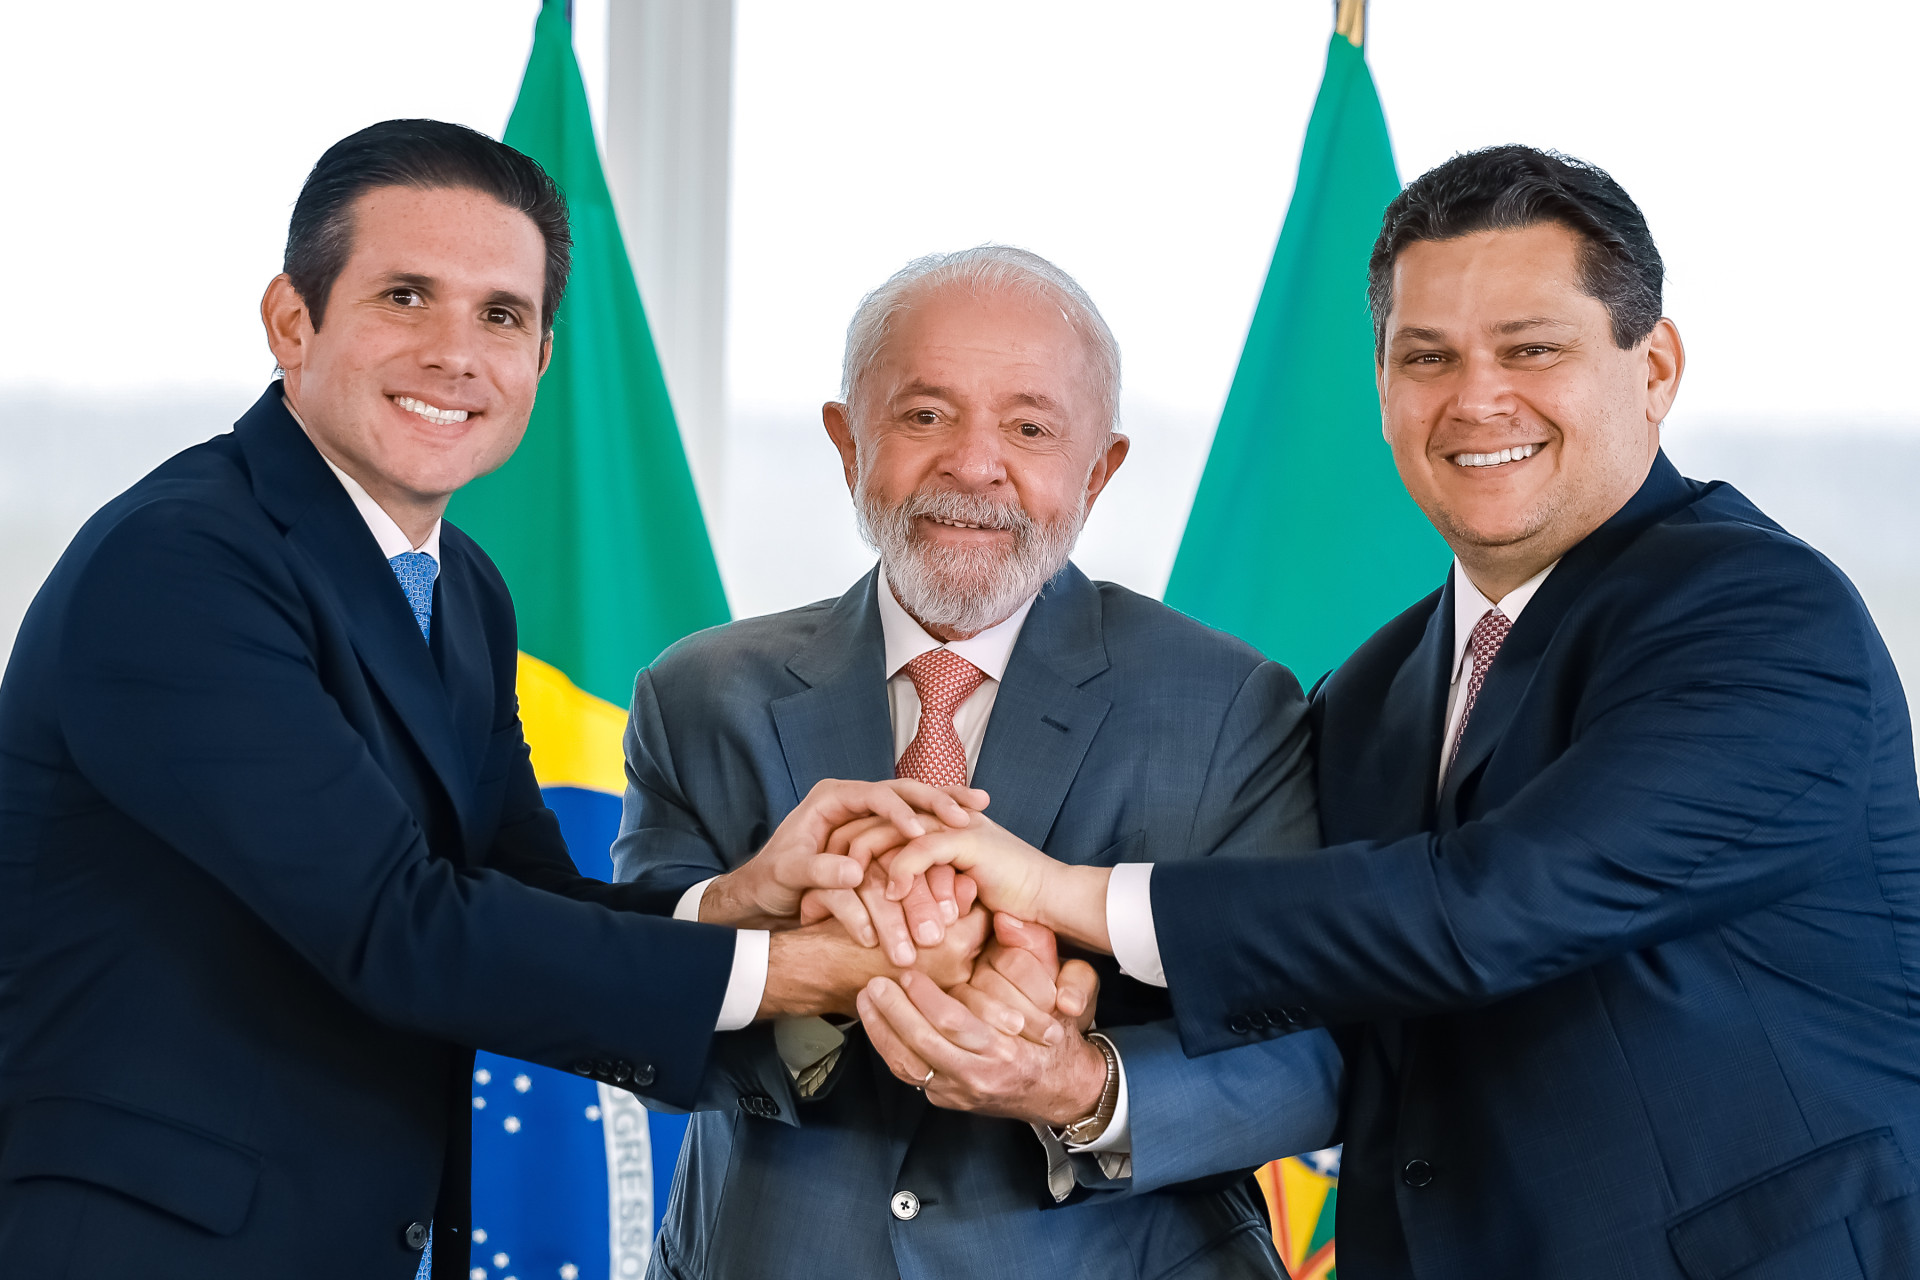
[1450, 351, 1517, 425]
[416, 305, 482, 379]
[935, 412, 1009, 493]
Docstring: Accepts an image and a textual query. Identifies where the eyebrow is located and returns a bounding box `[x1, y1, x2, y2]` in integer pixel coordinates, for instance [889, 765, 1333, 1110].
[1390, 325, 1450, 346]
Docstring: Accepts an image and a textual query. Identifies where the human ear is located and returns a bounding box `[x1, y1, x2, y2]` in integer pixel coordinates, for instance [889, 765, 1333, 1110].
[823, 401, 860, 493]
[1080, 433, 1131, 516]
[536, 332, 553, 378]
[1643, 318, 1685, 425]
[261, 274, 312, 374]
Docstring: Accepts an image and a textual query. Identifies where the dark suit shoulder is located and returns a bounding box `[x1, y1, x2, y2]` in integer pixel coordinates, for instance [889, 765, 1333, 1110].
[54, 434, 276, 584]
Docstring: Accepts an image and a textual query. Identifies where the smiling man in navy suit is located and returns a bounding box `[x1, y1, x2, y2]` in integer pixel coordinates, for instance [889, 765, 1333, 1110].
[883, 148, 1920, 1279]
[0, 119, 976, 1279]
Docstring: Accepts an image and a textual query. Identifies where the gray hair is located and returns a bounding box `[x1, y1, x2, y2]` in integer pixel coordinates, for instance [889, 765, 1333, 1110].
[839, 245, 1122, 434]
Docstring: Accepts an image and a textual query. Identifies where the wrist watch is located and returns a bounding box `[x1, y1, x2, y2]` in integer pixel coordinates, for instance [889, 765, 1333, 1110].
[1053, 1032, 1120, 1146]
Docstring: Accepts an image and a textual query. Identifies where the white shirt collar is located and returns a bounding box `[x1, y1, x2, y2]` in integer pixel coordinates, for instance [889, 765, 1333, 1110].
[1449, 558, 1556, 683]
[284, 394, 441, 562]
[875, 564, 1036, 683]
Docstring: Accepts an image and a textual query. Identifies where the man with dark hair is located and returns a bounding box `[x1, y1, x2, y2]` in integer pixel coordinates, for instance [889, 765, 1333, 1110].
[877, 145, 1920, 1277]
[0, 118, 974, 1278]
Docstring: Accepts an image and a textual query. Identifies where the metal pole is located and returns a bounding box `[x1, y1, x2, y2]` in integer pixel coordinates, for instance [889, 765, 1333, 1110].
[1335, 0, 1366, 48]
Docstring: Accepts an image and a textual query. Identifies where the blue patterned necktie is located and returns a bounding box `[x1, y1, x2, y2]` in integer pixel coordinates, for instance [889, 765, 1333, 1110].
[389, 551, 438, 640]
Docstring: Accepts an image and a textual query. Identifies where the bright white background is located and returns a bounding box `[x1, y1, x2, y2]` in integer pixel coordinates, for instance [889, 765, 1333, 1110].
[3, 1, 1916, 666]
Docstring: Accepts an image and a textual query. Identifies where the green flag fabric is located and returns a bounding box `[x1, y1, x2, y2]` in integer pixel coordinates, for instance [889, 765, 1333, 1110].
[452, 0, 728, 723]
[446, 4, 730, 1276]
[1164, 33, 1446, 687]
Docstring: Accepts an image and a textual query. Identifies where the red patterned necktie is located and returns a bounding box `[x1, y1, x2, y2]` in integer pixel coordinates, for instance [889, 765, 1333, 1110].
[1445, 607, 1512, 779]
[896, 649, 988, 786]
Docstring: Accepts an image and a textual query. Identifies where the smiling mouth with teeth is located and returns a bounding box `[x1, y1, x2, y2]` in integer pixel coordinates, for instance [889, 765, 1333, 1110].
[393, 395, 471, 426]
[1451, 442, 1542, 469]
[925, 516, 1002, 532]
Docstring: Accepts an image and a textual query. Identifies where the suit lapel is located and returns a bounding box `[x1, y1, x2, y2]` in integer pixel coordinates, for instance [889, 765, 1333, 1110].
[431, 547, 496, 860]
[1438, 451, 1700, 822]
[769, 571, 896, 802]
[236, 390, 480, 840]
[970, 567, 1112, 852]
[1376, 581, 1453, 837]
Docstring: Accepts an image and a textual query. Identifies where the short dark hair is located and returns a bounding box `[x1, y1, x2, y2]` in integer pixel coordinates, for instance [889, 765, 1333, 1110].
[1367, 144, 1663, 356]
[284, 119, 571, 335]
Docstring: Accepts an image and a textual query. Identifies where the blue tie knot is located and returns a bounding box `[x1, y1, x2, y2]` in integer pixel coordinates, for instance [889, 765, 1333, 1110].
[389, 551, 438, 640]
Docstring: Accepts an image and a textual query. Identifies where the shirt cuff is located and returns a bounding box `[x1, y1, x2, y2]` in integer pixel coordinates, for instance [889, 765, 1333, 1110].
[673, 876, 718, 923]
[1066, 1034, 1131, 1155]
[1106, 862, 1165, 987]
[715, 928, 769, 1032]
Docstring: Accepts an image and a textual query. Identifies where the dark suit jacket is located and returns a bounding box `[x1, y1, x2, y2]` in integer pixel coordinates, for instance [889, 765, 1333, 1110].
[611, 565, 1343, 1279]
[1150, 453, 1920, 1279]
[0, 386, 736, 1278]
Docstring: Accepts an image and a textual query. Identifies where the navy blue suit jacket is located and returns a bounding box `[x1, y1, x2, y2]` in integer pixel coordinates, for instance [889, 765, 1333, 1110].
[611, 566, 1343, 1280]
[0, 387, 735, 1278]
[1150, 454, 1920, 1278]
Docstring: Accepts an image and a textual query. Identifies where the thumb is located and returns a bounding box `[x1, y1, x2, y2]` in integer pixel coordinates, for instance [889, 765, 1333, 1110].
[994, 912, 1058, 970]
[1056, 958, 1100, 1030]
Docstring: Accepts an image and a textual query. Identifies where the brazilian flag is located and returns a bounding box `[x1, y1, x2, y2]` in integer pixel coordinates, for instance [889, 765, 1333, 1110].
[447, 1, 730, 1275]
[1164, 9, 1446, 1276]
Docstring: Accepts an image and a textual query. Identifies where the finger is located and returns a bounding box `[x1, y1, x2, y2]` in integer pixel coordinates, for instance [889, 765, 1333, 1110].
[848, 818, 917, 870]
[898, 873, 946, 949]
[802, 887, 873, 947]
[1057, 958, 1101, 1030]
[884, 779, 989, 831]
[857, 866, 917, 966]
[855, 982, 933, 1086]
[884, 830, 964, 898]
[953, 873, 979, 917]
[993, 913, 1059, 972]
[861, 976, 987, 1073]
[967, 964, 1061, 1046]
[825, 814, 893, 860]
[897, 970, 1013, 1049]
[986, 939, 1060, 1014]
[793, 851, 864, 893]
[942, 976, 1029, 1041]
[925, 864, 959, 925]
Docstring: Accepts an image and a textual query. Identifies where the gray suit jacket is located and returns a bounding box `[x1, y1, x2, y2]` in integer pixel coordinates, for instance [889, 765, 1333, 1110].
[612, 565, 1341, 1280]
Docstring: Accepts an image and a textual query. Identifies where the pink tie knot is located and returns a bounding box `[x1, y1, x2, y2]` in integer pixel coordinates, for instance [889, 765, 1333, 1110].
[903, 649, 987, 718]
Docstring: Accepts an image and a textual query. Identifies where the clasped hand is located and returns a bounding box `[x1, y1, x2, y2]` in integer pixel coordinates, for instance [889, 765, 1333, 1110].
[705, 778, 1106, 1126]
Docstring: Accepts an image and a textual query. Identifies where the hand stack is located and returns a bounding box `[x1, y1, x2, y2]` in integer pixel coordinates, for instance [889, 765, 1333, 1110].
[697, 778, 1113, 1131]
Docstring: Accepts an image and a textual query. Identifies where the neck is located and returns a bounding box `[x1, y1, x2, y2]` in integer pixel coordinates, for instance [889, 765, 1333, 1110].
[286, 390, 446, 548]
[1455, 551, 1553, 604]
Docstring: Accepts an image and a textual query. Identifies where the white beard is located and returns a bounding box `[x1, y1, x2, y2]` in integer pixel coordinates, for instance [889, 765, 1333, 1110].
[855, 467, 1087, 637]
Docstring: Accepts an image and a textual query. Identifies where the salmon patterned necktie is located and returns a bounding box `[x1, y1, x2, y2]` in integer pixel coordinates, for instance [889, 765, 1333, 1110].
[896, 649, 988, 785]
[1445, 607, 1512, 780]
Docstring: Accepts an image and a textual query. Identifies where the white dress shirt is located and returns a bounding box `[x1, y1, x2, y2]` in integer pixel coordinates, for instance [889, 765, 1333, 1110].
[1107, 557, 1561, 990]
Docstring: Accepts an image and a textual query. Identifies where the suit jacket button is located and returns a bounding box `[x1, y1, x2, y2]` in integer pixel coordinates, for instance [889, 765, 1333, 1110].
[891, 1190, 920, 1220]
[402, 1221, 430, 1251]
[632, 1064, 656, 1088]
[1402, 1159, 1434, 1188]
[612, 1061, 634, 1085]
[1228, 1014, 1253, 1034]
[1283, 1006, 1309, 1024]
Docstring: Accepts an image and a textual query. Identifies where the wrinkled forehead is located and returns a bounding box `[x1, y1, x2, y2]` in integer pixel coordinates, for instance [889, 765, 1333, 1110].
[857, 282, 1100, 414]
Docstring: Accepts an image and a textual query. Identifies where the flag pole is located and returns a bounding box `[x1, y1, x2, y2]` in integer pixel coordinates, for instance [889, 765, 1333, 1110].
[1334, 0, 1366, 48]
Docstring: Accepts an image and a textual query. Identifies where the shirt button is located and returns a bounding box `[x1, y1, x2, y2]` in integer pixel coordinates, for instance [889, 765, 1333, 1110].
[1402, 1158, 1435, 1188]
[890, 1190, 920, 1221]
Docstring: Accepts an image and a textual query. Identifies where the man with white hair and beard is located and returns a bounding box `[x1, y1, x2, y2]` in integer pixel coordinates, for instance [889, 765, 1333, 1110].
[609, 247, 1340, 1280]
